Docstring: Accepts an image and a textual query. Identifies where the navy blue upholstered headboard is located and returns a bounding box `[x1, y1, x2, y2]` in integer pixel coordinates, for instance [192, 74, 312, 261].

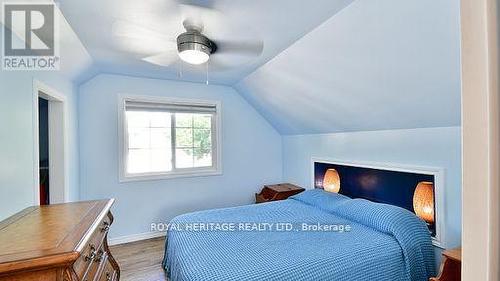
[313, 159, 440, 241]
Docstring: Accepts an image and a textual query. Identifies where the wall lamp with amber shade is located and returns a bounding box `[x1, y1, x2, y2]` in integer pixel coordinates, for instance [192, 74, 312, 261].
[323, 169, 341, 193]
[413, 181, 435, 224]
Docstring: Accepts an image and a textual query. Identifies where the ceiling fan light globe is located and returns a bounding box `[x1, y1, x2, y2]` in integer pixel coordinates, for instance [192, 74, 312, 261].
[178, 49, 210, 65]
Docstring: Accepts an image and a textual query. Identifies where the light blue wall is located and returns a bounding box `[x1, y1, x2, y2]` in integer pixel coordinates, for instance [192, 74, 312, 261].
[0, 72, 81, 220]
[0, 14, 91, 220]
[282, 126, 462, 250]
[78, 74, 283, 238]
[0, 72, 37, 220]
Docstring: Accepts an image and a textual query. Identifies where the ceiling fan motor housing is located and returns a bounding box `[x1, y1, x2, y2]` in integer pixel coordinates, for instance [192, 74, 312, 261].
[177, 30, 217, 56]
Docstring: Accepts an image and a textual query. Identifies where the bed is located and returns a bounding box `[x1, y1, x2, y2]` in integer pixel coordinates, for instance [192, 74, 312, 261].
[162, 189, 435, 281]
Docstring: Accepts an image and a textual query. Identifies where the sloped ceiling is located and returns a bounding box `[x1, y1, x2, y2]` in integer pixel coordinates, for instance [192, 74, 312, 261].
[17, 0, 462, 135]
[57, 0, 355, 85]
[234, 0, 461, 135]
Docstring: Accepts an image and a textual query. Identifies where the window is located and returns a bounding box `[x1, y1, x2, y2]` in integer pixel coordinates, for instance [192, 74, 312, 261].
[119, 97, 221, 181]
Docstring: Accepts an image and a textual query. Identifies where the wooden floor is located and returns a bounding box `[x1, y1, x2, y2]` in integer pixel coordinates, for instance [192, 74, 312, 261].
[110, 237, 168, 281]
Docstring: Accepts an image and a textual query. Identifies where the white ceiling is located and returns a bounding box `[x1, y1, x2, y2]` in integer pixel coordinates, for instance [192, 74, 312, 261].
[52, 0, 461, 134]
[57, 0, 355, 85]
[235, 0, 462, 134]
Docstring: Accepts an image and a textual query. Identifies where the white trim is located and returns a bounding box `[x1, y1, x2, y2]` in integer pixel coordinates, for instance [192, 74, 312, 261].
[32, 79, 69, 205]
[108, 231, 166, 246]
[460, 0, 499, 278]
[118, 94, 223, 182]
[310, 157, 446, 248]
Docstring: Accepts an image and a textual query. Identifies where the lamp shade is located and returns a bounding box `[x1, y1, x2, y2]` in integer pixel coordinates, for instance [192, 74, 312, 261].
[323, 169, 341, 193]
[413, 181, 435, 223]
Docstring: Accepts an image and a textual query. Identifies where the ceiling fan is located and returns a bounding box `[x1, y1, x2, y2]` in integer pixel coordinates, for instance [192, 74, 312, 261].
[112, 3, 264, 71]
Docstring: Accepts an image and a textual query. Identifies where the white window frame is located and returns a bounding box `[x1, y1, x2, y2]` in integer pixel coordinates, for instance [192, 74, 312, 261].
[118, 95, 222, 182]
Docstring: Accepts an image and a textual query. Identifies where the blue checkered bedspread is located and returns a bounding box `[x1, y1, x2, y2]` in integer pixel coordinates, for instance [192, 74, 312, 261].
[163, 189, 435, 281]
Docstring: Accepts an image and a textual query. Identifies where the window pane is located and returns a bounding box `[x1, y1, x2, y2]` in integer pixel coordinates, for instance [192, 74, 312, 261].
[126, 111, 150, 128]
[150, 128, 171, 149]
[176, 148, 193, 168]
[151, 149, 172, 172]
[128, 128, 149, 149]
[150, 112, 171, 128]
[194, 147, 212, 167]
[176, 113, 192, 127]
[193, 114, 211, 128]
[176, 128, 193, 147]
[126, 110, 172, 174]
[193, 129, 211, 148]
[127, 149, 150, 174]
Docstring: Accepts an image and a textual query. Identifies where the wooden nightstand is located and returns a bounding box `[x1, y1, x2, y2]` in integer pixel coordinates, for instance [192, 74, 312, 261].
[255, 183, 305, 203]
[430, 247, 461, 281]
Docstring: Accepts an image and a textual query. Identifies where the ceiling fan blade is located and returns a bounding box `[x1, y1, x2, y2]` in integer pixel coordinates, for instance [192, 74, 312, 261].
[142, 51, 179, 67]
[177, 0, 218, 9]
[206, 54, 255, 72]
[112, 20, 175, 42]
[178, 3, 222, 32]
[179, 3, 221, 17]
[112, 20, 177, 55]
[214, 39, 264, 56]
[115, 35, 176, 56]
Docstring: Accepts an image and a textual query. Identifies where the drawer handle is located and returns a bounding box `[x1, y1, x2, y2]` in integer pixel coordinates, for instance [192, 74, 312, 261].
[84, 244, 97, 262]
[94, 249, 104, 263]
[101, 221, 110, 233]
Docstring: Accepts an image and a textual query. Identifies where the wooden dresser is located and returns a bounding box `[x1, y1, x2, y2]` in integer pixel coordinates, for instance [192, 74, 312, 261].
[0, 200, 120, 281]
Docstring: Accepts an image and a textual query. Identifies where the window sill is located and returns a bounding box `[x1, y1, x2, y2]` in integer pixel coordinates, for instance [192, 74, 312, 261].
[119, 169, 222, 183]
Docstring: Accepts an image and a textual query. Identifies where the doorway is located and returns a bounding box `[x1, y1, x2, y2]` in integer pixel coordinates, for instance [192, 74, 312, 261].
[33, 80, 67, 205]
[38, 97, 49, 205]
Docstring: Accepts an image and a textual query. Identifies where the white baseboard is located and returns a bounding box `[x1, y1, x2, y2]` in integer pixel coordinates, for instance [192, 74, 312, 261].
[108, 231, 166, 246]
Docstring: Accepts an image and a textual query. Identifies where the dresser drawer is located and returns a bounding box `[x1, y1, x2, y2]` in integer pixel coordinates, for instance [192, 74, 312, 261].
[99, 259, 117, 281]
[73, 213, 112, 279]
[84, 249, 107, 281]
